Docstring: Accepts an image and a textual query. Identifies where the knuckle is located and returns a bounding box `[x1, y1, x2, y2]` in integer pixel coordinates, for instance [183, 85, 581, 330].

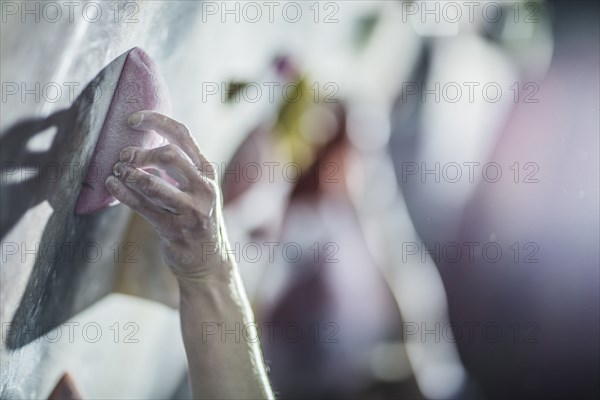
[176, 122, 191, 137]
[140, 176, 157, 195]
[200, 176, 217, 193]
[204, 185, 216, 199]
[159, 144, 179, 163]
[205, 180, 219, 201]
[189, 207, 211, 232]
[190, 206, 205, 221]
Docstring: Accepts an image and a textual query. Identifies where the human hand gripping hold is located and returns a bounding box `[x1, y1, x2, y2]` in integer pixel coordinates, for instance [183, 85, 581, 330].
[105, 110, 274, 399]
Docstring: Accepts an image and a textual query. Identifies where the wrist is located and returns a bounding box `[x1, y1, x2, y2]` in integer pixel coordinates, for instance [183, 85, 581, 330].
[173, 254, 233, 288]
[177, 259, 250, 328]
[170, 232, 234, 285]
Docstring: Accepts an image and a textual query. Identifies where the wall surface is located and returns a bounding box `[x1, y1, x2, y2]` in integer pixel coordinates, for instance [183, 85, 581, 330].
[1, 2, 199, 397]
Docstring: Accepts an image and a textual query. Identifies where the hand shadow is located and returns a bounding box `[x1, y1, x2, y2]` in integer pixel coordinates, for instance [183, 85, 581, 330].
[1, 51, 133, 349]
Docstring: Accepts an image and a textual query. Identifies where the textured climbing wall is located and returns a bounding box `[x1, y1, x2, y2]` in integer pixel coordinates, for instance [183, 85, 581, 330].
[0, 2, 200, 397]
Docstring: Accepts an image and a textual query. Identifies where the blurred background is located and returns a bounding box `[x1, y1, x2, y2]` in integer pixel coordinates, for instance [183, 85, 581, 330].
[1, 1, 598, 399]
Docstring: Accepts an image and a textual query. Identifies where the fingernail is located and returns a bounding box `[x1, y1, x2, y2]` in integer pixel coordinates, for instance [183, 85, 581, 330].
[113, 162, 125, 177]
[128, 112, 144, 127]
[120, 148, 132, 162]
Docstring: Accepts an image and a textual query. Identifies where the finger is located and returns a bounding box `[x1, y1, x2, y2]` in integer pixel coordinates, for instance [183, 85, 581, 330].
[105, 175, 166, 226]
[113, 162, 194, 214]
[128, 110, 216, 180]
[119, 144, 202, 191]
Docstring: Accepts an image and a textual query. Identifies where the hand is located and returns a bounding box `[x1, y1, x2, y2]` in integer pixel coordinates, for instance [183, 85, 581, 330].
[105, 110, 227, 282]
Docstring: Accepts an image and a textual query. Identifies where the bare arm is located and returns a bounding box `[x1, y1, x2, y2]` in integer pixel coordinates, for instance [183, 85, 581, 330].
[105, 110, 274, 399]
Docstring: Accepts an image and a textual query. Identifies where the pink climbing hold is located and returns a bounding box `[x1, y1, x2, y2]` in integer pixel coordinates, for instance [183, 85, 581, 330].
[75, 47, 172, 214]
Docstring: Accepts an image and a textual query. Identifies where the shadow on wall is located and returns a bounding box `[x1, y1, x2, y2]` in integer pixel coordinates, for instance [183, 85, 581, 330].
[0, 53, 131, 349]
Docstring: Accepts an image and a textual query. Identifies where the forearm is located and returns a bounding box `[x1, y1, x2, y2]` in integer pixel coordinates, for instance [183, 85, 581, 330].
[178, 258, 274, 400]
